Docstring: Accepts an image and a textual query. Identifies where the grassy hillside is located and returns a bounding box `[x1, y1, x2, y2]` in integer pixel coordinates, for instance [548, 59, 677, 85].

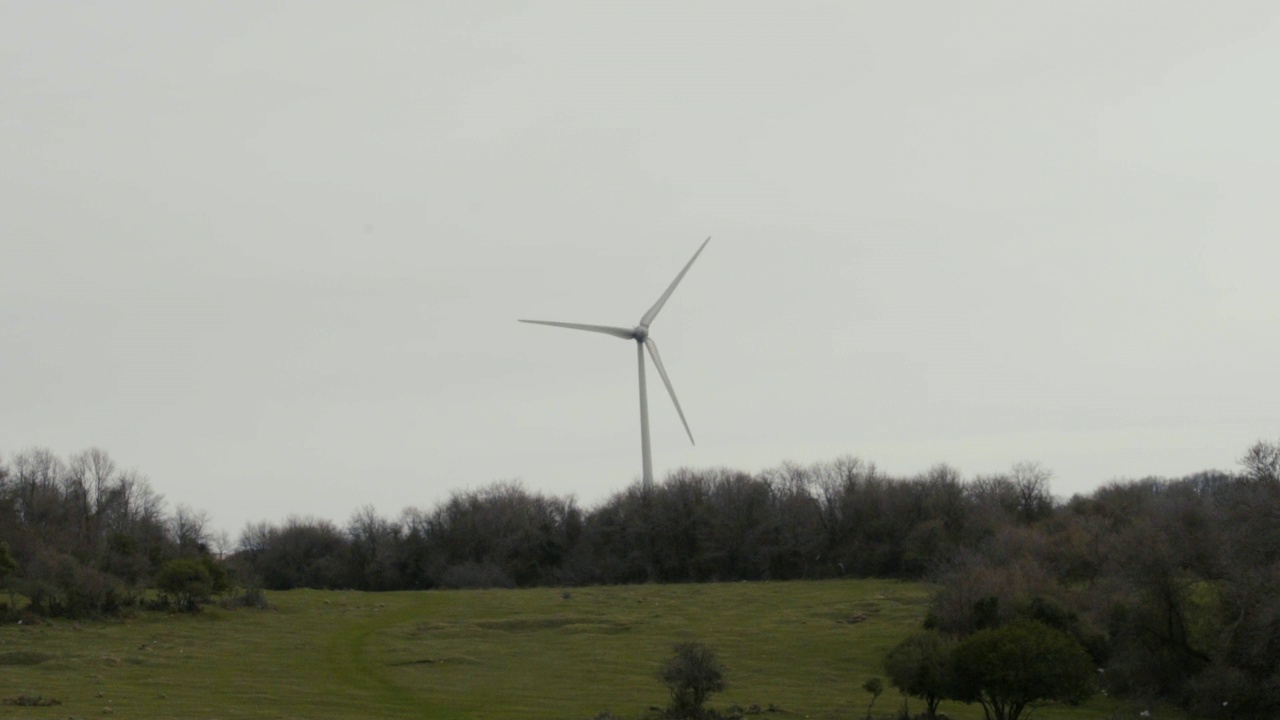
[1, 580, 1156, 720]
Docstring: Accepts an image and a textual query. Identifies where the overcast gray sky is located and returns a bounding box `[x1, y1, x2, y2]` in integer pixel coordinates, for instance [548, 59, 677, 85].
[4, 2, 1278, 536]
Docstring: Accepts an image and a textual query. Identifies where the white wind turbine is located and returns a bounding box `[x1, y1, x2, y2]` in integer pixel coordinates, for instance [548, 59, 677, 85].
[520, 237, 711, 488]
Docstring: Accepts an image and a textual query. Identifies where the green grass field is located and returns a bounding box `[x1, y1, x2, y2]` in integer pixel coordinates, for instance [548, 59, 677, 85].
[0, 580, 1158, 720]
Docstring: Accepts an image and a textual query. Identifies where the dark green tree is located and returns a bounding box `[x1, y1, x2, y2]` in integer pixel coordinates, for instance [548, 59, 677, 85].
[659, 642, 726, 719]
[952, 620, 1094, 720]
[884, 630, 957, 719]
[199, 554, 230, 595]
[156, 558, 213, 612]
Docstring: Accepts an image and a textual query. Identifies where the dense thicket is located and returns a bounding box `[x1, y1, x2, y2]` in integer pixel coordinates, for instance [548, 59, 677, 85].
[0, 448, 221, 617]
[2, 440, 1277, 716]
[912, 440, 1280, 719]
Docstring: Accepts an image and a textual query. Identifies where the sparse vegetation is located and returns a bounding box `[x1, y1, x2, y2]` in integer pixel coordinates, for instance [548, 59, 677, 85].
[0, 581, 952, 720]
[0, 581, 1145, 720]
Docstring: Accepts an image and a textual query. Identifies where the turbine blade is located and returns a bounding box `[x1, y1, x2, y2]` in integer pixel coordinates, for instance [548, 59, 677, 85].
[519, 319, 635, 339]
[644, 337, 695, 445]
[639, 236, 711, 328]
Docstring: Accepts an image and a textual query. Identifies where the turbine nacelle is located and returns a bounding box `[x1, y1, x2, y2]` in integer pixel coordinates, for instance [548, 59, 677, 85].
[632, 326, 649, 341]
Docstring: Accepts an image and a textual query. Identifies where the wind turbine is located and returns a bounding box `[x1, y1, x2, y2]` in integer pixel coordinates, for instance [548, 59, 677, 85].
[520, 237, 711, 489]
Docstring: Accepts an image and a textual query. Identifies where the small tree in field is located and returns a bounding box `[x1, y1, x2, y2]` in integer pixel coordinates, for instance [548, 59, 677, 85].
[862, 676, 884, 719]
[884, 630, 957, 719]
[952, 620, 1094, 720]
[660, 642, 726, 719]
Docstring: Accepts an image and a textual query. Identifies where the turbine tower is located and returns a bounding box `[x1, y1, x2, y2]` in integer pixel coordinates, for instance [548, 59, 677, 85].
[520, 237, 711, 489]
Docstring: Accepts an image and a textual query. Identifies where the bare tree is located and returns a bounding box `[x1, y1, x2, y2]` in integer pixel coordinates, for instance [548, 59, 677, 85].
[1010, 461, 1054, 524]
[171, 504, 211, 554]
[11, 448, 65, 528]
[1240, 439, 1280, 484]
[238, 521, 273, 560]
[208, 530, 233, 560]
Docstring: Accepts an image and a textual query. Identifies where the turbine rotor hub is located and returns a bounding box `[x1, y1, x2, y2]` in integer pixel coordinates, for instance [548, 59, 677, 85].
[633, 326, 649, 341]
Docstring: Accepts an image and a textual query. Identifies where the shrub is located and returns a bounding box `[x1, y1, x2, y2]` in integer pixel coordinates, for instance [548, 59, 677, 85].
[18, 550, 122, 618]
[156, 558, 213, 612]
[660, 642, 727, 719]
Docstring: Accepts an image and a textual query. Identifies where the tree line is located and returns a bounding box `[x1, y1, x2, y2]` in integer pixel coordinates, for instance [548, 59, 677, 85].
[0, 447, 223, 616]
[233, 458, 1056, 591]
[2, 440, 1278, 717]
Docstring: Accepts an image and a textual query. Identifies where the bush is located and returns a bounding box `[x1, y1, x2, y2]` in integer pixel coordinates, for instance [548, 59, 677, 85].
[18, 550, 122, 618]
[660, 642, 726, 719]
[156, 558, 213, 612]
